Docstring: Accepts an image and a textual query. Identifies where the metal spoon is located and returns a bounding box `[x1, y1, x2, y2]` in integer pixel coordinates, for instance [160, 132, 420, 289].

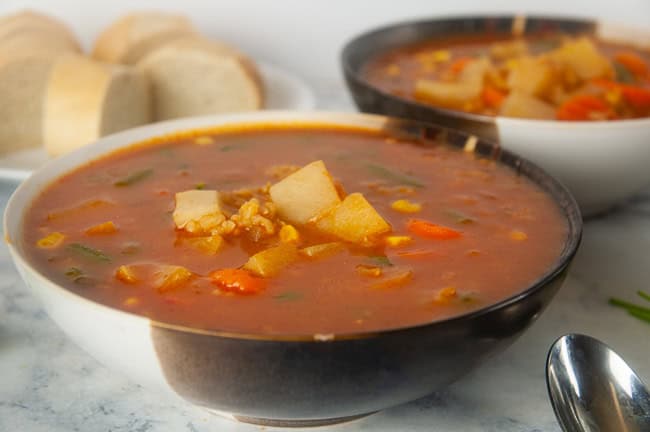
[546, 334, 650, 432]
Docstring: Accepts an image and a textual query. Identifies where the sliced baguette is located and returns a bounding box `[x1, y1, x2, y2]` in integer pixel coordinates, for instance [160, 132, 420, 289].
[137, 36, 263, 120]
[0, 29, 79, 61]
[0, 9, 81, 51]
[0, 55, 58, 154]
[44, 54, 152, 156]
[92, 11, 196, 64]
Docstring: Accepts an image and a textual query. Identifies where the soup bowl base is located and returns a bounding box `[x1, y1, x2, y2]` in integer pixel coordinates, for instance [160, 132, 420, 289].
[225, 411, 375, 427]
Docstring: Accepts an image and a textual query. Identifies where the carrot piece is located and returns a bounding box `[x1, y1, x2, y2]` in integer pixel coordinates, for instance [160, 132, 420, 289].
[556, 95, 614, 121]
[209, 268, 266, 295]
[590, 78, 619, 90]
[481, 85, 507, 109]
[620, 85, 650, 110]
[407, 219, 461, 240]
[615, 51, 649, 77]
[85, 221, 117, 235]
[450, 57, 473, 74]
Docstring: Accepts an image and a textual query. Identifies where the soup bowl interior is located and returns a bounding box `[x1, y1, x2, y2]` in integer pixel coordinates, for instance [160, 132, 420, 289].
[4, 111, 582, 426]
[341, 15, 650, 216]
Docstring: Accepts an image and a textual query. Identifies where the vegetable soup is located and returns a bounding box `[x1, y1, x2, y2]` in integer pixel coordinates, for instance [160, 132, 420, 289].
[364, 34, 650, 120]
[23, 125, 567, 335]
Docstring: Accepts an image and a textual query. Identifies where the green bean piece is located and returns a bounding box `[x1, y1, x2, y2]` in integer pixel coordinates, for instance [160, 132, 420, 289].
[114, 169, 153, 187]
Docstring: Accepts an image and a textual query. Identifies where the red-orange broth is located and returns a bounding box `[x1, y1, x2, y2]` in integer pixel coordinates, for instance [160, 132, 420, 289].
[23, 126, 567, 335]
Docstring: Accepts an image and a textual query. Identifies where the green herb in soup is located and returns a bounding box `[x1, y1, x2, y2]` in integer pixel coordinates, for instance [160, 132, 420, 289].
[364, 34, 650, 120]
[24, 126, 567, 335]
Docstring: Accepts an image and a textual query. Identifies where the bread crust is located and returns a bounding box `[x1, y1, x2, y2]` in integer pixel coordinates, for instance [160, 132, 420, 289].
[92, 12, 195, 64]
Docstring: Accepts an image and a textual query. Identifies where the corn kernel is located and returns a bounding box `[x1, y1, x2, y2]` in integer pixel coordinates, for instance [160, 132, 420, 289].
[391, 199, 422, 213]
[356, 264, 383, 278]
[123, 297, 140, 307]
[385, 64, 401, 76]
[37, 232, 65, 249]
[505, 59, 519, 70]
[434, 286, 457, 304]
[431, 50, 451, 62]
[279, 224, 300, 243]
[605, 90, 621, 105]
[194, 136, 214, 145]
[116, 265, 138, 284]
[385, 235, 413, 247]
[510, 230, 528, 241]
[85, 221, 117, 235]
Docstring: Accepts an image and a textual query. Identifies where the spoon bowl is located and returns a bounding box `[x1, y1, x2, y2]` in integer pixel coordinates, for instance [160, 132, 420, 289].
[546, 333, 650, 432]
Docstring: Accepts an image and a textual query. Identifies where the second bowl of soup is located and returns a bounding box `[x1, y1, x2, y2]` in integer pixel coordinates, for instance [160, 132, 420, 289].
[5, 111, 581, 426]
[342, 15, 650, 215]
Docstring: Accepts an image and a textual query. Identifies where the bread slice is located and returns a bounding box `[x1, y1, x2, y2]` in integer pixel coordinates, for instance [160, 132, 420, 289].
[0, 11, 81, 155]
[137, 36, 263, 120]
[0, 29, 79, 61]
[0, 9, 81, 51]
[44, 54, 152, 156]
[0, 55, 58, 155]
[92, 11, 196, 64]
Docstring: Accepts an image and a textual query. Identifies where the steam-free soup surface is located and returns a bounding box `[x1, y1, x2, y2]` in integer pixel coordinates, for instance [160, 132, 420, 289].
[24, 126, 567, 335]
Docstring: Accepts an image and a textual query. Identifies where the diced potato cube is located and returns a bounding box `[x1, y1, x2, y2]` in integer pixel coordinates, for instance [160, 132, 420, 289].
[549, 37, 613, 80]
[173, 190, 221, 229]
[507, 57, 557, 97]
[299, 242, 345, 259]
[37, 232, 65, 248]
[123, 297, 140, 307]
[85, 221, 118, 235]
[415, 79, 481, 109]
[115, 265, 138, 284]
[500, 92, 556, 120]
[315, 193, 391, 244]
[154, 265, 193, 292]
[269, 160, 341, 225]
[187, 235, 224, 255]
[490, 39, 528, 60]
[415, 58, 492, 108]
[243, 243, 298, 277]
[459, 57, 492, 85]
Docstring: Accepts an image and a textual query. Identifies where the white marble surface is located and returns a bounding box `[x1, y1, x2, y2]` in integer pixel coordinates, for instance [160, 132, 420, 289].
[1, 85, 650, 432]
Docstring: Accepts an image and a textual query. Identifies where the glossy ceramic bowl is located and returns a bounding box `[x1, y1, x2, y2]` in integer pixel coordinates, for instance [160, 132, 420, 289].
[4, 111, 582, 427]
[342, 15, 650, 216]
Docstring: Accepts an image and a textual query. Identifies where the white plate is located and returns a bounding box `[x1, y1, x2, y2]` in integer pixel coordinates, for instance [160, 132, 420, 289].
[0, 62, 316, 182]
